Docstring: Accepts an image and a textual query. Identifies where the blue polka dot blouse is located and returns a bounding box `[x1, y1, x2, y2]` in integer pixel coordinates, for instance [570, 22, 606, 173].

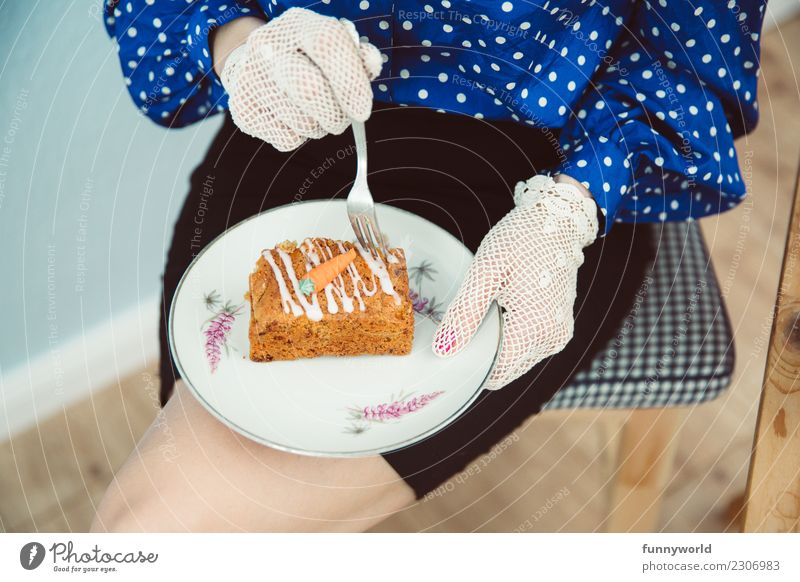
[104, 1, 764, 234]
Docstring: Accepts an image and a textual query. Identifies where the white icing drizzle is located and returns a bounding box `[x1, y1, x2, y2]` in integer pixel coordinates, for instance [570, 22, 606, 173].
[300, 240, 338, 314]
[354, 242, 402, 306]
[312, 240, 356, 314]
[262, 250, 303, 317]
[276, 248, 324, 322]
[263, 240, 402, 320]
[336, 241, 375, 311]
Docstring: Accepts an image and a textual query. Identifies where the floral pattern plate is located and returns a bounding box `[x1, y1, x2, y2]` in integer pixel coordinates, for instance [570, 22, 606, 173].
[169, 200, 501, 457]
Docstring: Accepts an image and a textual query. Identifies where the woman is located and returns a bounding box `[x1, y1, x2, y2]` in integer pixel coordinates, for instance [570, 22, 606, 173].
[93, 1, 763, 531]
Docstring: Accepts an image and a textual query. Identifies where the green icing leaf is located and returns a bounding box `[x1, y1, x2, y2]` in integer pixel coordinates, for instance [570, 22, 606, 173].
[298, 278, 316, 295]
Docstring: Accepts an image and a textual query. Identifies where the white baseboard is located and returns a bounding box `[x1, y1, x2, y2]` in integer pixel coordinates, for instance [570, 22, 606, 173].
[0, 296, 160, 439]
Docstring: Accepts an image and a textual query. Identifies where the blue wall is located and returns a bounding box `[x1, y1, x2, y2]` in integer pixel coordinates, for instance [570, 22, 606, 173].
[0, 0, 223, 372]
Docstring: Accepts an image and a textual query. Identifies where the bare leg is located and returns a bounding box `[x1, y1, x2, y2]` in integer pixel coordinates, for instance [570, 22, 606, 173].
[91, 381, 415, 532]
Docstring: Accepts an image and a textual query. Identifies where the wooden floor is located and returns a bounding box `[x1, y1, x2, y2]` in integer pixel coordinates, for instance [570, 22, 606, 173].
[2, 18, 799, 533]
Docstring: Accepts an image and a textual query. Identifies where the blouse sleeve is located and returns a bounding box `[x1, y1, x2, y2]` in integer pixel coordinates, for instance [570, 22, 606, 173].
[555, 1, 765, 235]
[104, 0, 261, 127]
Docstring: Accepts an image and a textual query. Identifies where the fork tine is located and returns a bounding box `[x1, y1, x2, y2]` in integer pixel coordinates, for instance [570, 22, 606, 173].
[363, 216, 386, 258]
[349, 215, 370, 251]
[357, 215, 379, 258]
[369, 217, 389, 257]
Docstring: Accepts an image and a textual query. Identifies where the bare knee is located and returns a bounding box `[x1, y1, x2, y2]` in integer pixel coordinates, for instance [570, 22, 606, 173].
[90, 385, 414, 531]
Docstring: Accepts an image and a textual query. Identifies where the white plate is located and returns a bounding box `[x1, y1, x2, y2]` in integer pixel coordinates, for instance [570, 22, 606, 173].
[169, 200, 501, 457]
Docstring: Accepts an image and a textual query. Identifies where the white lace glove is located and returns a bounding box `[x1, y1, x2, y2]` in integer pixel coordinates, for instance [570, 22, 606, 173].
[220, 7, 382, 151]
[432, 176, 599, 389]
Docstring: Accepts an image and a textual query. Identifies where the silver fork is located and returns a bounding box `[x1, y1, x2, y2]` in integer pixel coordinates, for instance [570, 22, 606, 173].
[347, 121, 388, 258]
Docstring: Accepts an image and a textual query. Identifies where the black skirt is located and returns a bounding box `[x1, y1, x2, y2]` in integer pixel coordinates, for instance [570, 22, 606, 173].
[159, 105, 656, 499]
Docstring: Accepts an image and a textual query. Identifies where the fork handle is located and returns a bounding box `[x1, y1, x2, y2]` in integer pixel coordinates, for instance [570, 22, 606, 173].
[352, 121, 368, 187]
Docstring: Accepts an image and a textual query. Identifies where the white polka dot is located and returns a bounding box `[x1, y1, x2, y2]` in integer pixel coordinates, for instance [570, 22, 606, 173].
[379, 20, 389, 30]
[438, 72, 448, 82]
[496, 36, 506, 44]
[456, 93, 466, 103]
[418, 89, 428, 99]
[512, 51, 523, 60]
[443, 24, 453, 33]
[359, 0, 369, 9]
[702, 54, 712, 63]
[400, 69, 410, 79]
[402, 21, 413, 30]
[127, 27, 137, 38]
[521, 88, 529, 98]
[501, 2, 513, 12]
[548, 71, 557, 82]
[538, 96, 547, 107]
[567, 81, 576, 91]
[603, 156, 612, 167]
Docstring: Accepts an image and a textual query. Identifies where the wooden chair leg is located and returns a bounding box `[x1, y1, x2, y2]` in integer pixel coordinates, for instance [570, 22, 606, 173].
[606, 407, 688, 532]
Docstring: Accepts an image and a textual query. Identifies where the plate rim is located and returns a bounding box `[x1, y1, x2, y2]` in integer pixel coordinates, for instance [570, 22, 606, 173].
[168, 199, 502, 458]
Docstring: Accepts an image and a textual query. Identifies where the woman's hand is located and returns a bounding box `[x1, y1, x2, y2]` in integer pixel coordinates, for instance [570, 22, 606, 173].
[432, 176, 599, 389]
[217, 8, 382, 151]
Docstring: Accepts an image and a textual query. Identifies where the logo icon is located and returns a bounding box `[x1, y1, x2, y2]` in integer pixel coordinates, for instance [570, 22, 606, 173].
[20, 542, 46, 570]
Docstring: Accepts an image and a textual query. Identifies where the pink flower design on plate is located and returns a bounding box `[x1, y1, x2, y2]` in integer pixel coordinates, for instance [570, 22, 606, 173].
[202, 290, 243, 373]
[345, 390, 445, 435]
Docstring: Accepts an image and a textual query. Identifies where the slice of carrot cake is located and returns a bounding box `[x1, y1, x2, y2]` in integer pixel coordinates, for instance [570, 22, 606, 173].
[247, 238, 414, 361]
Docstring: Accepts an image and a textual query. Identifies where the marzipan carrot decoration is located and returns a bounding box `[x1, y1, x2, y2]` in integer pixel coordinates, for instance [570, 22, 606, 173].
[299, 248, 357, 295]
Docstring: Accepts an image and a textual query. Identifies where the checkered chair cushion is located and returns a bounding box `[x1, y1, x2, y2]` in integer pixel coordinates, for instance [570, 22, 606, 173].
[544, 221, 734, 410]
